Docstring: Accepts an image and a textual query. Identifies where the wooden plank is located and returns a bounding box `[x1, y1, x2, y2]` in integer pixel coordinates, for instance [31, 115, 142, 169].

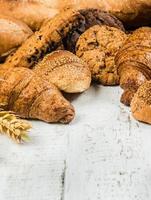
[0, 86, 151, 200]
[0, 121, 68, 200]
[64, 86, 151, 200]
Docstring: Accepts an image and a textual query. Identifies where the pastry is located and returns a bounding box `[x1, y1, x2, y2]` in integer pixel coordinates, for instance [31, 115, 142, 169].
[98, 0, 151, 28]
[131, 80, 151, 125]
[33, 50, 91, 93]
[0, 15, 33, 60]
[0, 0, 59, 30]
[115, 27, 151, 106]
[58, 0, 151, 28]
[3, 9, 83, 69]
[64, 8, 125, 52]
[76, 25, 127, 85]
[3, 8, 124, 69]
[0, 67, 75, 123]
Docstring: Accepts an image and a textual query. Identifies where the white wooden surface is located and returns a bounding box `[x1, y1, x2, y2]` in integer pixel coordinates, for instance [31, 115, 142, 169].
[0, 86, 151, 200]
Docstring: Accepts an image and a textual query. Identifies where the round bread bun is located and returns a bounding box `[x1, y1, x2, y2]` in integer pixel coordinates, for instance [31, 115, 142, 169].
[0, 14, 33, 59]
[33, 50, 91, 93]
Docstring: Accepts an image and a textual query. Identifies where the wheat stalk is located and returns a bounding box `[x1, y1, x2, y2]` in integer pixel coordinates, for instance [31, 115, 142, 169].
[0, 111, 32, 143]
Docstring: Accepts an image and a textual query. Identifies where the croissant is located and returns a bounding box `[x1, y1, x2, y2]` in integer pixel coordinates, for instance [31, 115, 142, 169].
[131, 80, 151, 125]
[33, 50, 91, 93]
[115, 27, 151, 106]
[0, 67, 75, 123]
[2, 8, 123, 93]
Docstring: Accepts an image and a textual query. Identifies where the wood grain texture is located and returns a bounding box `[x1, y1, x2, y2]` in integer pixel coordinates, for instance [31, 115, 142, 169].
[64, 86, 151, 200]
[0, 86, 151, 200]
[0, 121, 68, 200]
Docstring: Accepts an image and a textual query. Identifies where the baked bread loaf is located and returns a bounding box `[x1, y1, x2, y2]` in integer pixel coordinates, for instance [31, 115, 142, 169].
[0, 15, 33, 61]
[3, 8, 124, 69]
[98, 0, 151, 28]
[131, 81, 151, 125]
[64, 8, 125, 52]
[33, 50, 91, 93]
[57, 0, 151, 28]
[115, 27, 151, 106]
[0, 67, 75, 123]
[35, 0, 98, 9]
[34, 0, 59, 8]
[3, 9, 81, 69]
[0, 0, 58, 30]
[76, 25, 127, 85]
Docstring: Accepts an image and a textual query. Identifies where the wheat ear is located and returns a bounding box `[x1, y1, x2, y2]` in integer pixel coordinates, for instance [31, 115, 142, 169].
[0, 111, 32, 143]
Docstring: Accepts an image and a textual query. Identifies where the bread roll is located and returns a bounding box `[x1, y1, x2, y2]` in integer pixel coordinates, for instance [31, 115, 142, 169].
[131, 81, 151, 125]
[33, 50, 91, 93]
[0, 0, 59, 30]
[56, 0, 151, 28]
[99, 0, 151, 28]
[0, 15, 33, 59]
[33, 0, 59, 8]
[3, 8, 124, 70]
[58, 0, 99, 10]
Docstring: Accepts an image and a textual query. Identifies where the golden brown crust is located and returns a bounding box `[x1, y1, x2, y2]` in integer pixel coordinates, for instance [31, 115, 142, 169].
[0, 0, 58, 30]
[116, 27, 151, 106]
[131, 81, 151, 124]
[76, 25, 127, 85]
[2, 9, 84, 69]
[33, 50, 91, 93]
[0, 14, 33, 58]
[0, 67, 75, 123]
[98, 0, 151, 28]
[120, 90, 135, 106]
[2, 8, 124, 70]
[47, 0, 151, 28]
[29, 91, 75, 123]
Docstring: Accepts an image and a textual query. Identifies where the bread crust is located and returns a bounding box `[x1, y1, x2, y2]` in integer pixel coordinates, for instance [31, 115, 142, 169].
[0, 14, 33, 58]
[3, 8, 124, 70]
[0, 0, 58, 30]
[76, 25, 127, 85]
[33, 50, 91, 93]
[115, 27, 151, 106]
[0, 67, 75, 123]
[131, 81, 151, 124]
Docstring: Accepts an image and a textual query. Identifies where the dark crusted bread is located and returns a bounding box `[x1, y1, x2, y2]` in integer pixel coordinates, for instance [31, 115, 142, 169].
[63, 8, 125, 52]
[3, 8, 124, 70]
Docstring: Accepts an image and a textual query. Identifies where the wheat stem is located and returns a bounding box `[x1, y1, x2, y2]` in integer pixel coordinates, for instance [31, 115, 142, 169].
[0, 111, 32, 143]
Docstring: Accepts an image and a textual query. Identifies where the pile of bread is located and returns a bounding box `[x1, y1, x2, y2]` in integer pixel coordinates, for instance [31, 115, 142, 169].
[0, 0, 151, 125]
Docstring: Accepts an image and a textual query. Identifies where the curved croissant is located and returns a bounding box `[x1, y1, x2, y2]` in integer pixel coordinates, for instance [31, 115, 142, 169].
[0, 67, 75, 123]
[115, 27, 151, 106]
